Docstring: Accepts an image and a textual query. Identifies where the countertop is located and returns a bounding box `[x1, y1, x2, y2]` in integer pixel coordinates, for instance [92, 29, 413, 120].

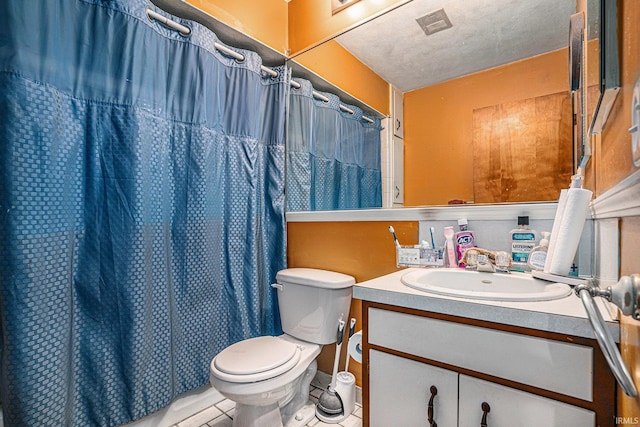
[354, 268, 619, 341]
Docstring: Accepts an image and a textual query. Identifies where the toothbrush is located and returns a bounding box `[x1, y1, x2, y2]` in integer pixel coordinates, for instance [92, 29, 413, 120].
[443, 226, 457, 267]
[388, 226, 401, 248]
[429, 226, 436, 249]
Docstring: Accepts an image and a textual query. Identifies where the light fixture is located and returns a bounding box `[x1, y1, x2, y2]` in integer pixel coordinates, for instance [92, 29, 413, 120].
[331, 0, 362, 15]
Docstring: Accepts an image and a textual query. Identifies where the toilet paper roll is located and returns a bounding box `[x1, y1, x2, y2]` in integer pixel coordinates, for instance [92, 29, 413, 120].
[547, 187, 592, 276]
[347, 331, 363, 364]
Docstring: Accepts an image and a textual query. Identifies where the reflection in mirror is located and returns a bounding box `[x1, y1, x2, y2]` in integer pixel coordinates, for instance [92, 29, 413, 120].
[288, 0, 587, 207]
[335, 0, 574, 93]
[286, 78, 383, 212]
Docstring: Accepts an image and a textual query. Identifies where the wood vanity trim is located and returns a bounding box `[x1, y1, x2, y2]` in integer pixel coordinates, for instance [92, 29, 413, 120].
[362, 301, 616, 427]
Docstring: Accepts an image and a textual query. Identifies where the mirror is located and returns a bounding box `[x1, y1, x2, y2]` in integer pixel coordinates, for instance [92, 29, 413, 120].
[287, 0, 589, 207]
[587, 0, 620, 135]
[578, 0, 618, 190]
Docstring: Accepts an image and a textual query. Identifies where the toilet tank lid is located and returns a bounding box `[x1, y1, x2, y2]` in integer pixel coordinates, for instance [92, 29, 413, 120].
[276, 268, 355, 289]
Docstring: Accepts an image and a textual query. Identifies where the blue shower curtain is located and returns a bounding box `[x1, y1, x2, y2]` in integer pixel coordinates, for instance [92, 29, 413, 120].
[0, 1, 286, 426]
[287, 78, 382, 211]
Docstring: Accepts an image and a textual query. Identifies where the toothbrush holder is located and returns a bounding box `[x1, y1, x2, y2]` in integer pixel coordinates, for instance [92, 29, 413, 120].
[396, 245, 444, 268]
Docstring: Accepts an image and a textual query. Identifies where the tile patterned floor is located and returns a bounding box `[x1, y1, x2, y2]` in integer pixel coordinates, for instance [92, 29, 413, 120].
[175, 377, 362, 427]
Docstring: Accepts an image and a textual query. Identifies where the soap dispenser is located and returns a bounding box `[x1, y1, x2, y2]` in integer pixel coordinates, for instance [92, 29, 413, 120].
[527, 232, 550, 271]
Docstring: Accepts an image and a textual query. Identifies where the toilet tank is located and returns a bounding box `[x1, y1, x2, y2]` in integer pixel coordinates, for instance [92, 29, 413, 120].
[275, 268, 354, 345]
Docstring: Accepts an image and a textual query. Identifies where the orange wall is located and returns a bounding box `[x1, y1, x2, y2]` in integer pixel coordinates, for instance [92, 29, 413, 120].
[185, 0, 288, 54]
[293, 40, 389, 115]
[287, 221, 419, 386]
[404, 49, 569, 206]
[288, 0, 409, 55]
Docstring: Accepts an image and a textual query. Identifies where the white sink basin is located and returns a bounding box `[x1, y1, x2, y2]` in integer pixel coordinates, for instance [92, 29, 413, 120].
[401, 269, 572, 302]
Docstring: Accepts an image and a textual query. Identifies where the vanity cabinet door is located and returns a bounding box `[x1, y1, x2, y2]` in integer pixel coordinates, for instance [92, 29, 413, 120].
[392, 136, 404, 204]
[392, 87, 404, 138]
[458, 375, 595, 427]
[369, 349, 458, 427]
[368, 307, 593, 401]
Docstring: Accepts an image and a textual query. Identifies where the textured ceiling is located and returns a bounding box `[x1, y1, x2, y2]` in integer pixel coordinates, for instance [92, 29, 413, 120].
[335, 0, 577, 92]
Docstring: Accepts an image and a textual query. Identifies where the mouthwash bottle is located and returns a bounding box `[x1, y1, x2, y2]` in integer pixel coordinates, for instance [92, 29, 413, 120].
[510, 216, 536, 272]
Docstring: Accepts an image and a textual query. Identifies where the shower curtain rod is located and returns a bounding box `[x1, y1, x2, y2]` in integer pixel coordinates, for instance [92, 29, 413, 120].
[146, 8, 278, 78]
[289, 79, 375, 125]
[146, 7, 374, 125]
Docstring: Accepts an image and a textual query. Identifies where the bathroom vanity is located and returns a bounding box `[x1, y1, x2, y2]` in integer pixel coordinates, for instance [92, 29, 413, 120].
[355, 269, 617, 427]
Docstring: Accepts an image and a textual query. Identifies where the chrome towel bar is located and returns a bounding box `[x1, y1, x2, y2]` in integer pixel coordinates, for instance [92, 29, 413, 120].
[575, 276, 640, 397]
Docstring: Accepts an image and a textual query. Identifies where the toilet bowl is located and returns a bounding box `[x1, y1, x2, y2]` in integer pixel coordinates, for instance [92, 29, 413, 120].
[210, 334, 321, 427]
[209, 268, 355, 427]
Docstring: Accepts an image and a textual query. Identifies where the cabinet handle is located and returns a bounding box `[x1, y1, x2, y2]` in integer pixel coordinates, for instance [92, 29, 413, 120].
[480, 402, 491, 427]
[396, 118, 401, 131]
[427, 385, 438, 427]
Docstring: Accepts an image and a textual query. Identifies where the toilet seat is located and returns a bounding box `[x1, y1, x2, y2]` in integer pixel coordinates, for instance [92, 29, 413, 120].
[212, 336, 301, 383]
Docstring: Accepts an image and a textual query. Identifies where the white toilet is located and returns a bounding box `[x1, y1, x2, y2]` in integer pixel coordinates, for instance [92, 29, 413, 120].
[210, 268, 354, 427]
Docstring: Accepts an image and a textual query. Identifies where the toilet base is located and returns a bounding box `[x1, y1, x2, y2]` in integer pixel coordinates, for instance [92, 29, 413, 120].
[233, 403, 282, 427]
[284, 402, 316, 427]
[231, 397, 317, 427]
[226, 359, 319, 427]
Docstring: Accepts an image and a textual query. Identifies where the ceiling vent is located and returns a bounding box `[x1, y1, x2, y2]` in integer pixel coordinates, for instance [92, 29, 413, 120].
[416, 8, 453, 36]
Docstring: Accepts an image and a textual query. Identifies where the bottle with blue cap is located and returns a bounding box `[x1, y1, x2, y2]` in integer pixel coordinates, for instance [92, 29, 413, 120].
[510, 216, 536, 272]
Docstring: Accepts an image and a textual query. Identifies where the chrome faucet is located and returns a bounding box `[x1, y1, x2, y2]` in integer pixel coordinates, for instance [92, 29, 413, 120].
[464, 250, 510, 273]
[494, 251, 511, 273]
[476, 254, 496, 273]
